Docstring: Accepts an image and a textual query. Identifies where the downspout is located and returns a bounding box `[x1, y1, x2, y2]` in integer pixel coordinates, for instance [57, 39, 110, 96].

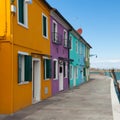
[10, 0, 15, 113]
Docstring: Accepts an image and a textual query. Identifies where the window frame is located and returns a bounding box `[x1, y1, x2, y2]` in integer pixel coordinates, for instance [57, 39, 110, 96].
[18, 51, 30, 85]
[42, 13, 48, 39]
[53, 59, 58, 80]
[44, 57, 51, 80]
[63, 29, 68, 47]
[70, 65, 73, 80]
[17, 0, 28, 28]
[69, 36, 72, 50]
[53, 20, 58, 42]
[76, 40, 78, 53]
[64, 62, 68, 78]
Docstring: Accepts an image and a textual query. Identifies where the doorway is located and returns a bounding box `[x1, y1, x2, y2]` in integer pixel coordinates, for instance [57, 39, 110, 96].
[59, 61, 63, 91]
[32, 58, 41, 104]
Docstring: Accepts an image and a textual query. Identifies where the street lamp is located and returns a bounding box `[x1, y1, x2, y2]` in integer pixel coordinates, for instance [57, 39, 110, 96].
[90, 54, 97, 58]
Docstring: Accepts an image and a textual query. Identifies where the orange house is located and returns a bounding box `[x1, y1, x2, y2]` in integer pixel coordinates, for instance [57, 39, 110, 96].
[0, 0, 52, 114]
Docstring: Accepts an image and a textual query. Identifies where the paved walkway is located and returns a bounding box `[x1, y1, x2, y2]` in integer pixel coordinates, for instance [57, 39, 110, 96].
[0, 74, 113, 120]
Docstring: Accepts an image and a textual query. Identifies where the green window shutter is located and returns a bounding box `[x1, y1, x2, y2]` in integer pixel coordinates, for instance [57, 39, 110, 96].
[18, 0, 24, 24]
[43, 16, 47, 37]
[25, 55, 32, 81]
[18, 54, 22, 83]
[44, 59, 51, 79]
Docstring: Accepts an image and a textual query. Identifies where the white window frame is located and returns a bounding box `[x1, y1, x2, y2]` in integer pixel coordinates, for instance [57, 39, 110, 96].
[17, 0, 28, 28]
[53, 59, 58, 80]
[64, 62, 68, 78]
[18, 51, 29, 85]
[63, 30, 67, 47]
[42, 13, 48, 39]
[53, 20, 58, 42]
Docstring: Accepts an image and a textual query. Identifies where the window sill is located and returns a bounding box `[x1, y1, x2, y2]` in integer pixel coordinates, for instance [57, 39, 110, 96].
[18, 81, 29, 85]
[18, 22, 28, 29]
[53, 78, 58, 80]
[43, 35, 48, 40]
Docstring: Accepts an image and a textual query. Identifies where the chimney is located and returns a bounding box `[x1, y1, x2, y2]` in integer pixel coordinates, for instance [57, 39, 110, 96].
[77, 28, 82, 35]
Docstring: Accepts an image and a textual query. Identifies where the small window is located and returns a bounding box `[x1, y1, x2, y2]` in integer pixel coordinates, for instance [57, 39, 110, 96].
[44, 58, 51, 79]
[76, 67, 78, 78]
[64, 62, 67, 78]
[18, 53, 32, 84]
[53, 59, 58, 79]
[69, 36, 72, 50]
[80, 42, 82, 54]
[42, 13, 48, 38]
[76, 40, 78, 53]
[70, 65, 73, 80]
[53, 21, 58, 42]
[63, 30, 67, 47]
[18, 0, 28, 27]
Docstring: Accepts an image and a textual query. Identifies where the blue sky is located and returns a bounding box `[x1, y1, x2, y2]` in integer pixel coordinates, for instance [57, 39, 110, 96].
[46, 0, 120, 68]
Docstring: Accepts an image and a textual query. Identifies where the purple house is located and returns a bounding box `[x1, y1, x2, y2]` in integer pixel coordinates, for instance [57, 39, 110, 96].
[50, 9, 72, 96]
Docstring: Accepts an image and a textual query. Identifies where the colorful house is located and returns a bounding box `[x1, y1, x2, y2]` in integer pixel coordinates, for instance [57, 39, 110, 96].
[69, 31, 92, 88]
[0, 0, 52, 114]
[80, 36, 92, 82]
[50, 9, 72, 95]
[85, 41, 91, 81]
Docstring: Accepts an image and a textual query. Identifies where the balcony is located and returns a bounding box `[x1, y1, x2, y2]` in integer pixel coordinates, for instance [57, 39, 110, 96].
[52, 32, 62, 45]
[64, 39, 71, 49]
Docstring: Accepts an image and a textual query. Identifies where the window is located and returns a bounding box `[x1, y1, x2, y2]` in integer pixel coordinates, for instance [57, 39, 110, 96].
[64, 62, 67, 78]
[18, 0, 28, 27]
[76, 40, 78, 53]
[76, 67, 78, 78]
[42, 13, 48, 38]
[80, 42, 82, 54]
[53, 21, 58, 42]
[18, 52, 32, 84]
[70, 65, 73, 79]
[53, 59, 58, 79]
[44, 58, 51, 79]
[63, 30, 67, 47]
[69, 36, 72, 50]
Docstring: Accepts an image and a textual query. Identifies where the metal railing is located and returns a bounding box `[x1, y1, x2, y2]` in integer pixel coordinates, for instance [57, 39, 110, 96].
[52, 32, 62, 45]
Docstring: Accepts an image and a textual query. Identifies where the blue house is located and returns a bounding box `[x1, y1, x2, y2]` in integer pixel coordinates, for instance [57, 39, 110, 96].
[69, 30, 91, 88]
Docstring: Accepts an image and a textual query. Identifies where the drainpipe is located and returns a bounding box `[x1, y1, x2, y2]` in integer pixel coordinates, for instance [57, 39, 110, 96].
[10, 0, 15, 113]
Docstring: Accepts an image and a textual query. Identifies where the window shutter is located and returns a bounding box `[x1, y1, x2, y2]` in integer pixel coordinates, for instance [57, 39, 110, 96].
[18, 0, 24, 24]
[18, 54, 22, 83]
[25, 55, 32, 81]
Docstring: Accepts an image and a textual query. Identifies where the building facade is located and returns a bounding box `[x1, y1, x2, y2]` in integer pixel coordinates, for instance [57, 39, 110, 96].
[0, 0, 52, 114]
[50, 9, 72, 95]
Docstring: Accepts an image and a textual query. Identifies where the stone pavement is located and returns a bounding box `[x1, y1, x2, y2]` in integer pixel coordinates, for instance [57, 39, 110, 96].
[0, 74, 113, 120]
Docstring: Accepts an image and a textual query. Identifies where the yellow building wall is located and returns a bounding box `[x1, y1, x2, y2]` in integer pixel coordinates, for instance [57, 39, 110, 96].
[0, 0, 11, 40]
[0, 0, 51, 114]
[0, 42, 13, 114]
[12, 0, 51, 112]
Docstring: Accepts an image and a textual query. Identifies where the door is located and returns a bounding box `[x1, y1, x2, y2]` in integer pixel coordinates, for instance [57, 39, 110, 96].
[73, 67, 77, 86]
[59, 61, 63, 91]
[32, 58, 41, 104]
